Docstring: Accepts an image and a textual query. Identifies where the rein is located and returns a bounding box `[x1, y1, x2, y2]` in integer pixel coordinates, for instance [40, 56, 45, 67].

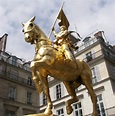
[24, 25, 36, 34]
[36, 38, 52, 45]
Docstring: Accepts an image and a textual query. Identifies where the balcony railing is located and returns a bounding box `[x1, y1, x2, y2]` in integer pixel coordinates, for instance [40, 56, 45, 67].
[0, 70, 34, 87]
[75, 37, 98, 54]
[83, 50, 103, 62]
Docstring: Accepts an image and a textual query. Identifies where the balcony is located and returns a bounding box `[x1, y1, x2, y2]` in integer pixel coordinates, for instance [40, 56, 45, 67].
[0, 69, 35, 87]
[83, 50, 103, 62]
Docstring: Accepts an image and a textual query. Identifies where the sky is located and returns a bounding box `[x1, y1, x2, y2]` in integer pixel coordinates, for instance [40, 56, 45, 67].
[0, 0, 115, 61]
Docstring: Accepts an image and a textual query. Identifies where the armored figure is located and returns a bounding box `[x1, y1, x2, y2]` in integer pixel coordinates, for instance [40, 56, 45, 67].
[52, 25, 76, 64]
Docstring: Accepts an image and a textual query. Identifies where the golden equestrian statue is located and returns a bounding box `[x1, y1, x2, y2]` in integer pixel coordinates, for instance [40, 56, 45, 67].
[22, 16, 97, 116]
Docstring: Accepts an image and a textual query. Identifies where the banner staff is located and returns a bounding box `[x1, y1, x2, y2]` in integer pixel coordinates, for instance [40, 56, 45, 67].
[48, 2, 65, 39]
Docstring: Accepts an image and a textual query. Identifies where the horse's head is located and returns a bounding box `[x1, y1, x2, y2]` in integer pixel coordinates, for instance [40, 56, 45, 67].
[22, 16, 40, 44]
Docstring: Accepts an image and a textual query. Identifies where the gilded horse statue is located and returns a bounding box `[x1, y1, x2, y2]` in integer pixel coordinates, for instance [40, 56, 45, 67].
[22, 16, 97, 116]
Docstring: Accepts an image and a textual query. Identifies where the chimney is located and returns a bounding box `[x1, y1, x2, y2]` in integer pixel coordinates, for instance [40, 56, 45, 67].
[0, 33, 8, 51]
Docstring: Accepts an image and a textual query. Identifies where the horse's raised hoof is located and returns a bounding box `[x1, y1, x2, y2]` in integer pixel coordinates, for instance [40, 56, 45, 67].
[66, 106, 73, 115]
[44, 109, 52, 115]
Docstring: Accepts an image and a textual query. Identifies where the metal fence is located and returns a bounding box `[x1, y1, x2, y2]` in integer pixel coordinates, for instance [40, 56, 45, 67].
[0, 69, 34, 87]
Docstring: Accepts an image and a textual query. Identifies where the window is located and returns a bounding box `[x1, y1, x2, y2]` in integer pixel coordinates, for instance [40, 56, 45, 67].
[91, 67, 97, 84]
[12, 56, 17, 66]
[42, 92, 47, 105]
[10, 70, 18, 80]
[24, 64, 30, 71]
[56, 84, 61, 99]
[83, 37, 91, 48]
[5, 110, 15, 116]
[27, 92, 32, 104]
[57, 108, 64, 116]
[97, 94, 106, 116]
[9, 86, 16, 100]
[74, 102, 83, 116]
[86, 51, 92, 62]
[27, 76, 32, 86]
[91, 66, 100, 84]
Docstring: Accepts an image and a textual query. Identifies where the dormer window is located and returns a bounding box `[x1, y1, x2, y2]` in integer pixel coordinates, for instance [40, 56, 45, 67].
[12, 56, 17, 66]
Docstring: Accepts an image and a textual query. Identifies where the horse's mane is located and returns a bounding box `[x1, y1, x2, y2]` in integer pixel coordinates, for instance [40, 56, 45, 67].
[35, 23, 50, 41]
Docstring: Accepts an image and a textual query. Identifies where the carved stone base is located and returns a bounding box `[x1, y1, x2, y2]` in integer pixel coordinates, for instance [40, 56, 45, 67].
[24, 113, 57, 116]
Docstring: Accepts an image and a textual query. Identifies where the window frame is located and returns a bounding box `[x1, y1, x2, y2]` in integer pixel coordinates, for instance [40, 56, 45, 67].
[56, 84, 62, 100]
[91, 67, 97, 84]
[56, 108, 64, 116]
[86, 51, 93, 62]
[8, 86, 16, 101]
[42, 92, 47, 105]
[73, 102, 83, 116]
[5, 110, 16, 116]
[27, 76, 32, 86]
[27, 92, 32, 105]
[10, 70, 18, 80]
[12, 56, 17, 66]
[97, 94, 106, 116]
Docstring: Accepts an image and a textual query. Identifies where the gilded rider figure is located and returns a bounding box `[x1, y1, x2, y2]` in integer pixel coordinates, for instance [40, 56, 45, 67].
[52, 25, 76, 65]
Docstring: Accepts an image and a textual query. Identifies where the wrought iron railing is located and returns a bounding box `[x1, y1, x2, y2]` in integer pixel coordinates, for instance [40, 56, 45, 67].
[83, 50, 103, 62]
[0, 69, 34, 87]
[75, 37, 98, 54]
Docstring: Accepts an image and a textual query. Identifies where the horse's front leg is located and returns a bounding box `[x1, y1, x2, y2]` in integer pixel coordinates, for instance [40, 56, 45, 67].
[30, 62, 43, 94]
[30, 57, 53, 114]
[41, 75, 53, 115]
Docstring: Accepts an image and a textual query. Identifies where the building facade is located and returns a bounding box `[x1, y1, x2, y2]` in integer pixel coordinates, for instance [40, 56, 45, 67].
[39, 31, 115, 116]
[0, 48, 39, 115]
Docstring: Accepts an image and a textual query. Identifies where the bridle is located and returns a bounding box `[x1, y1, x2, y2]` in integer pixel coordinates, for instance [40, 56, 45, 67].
[24, 25, 36, 34]
[23, 22, 52, 45]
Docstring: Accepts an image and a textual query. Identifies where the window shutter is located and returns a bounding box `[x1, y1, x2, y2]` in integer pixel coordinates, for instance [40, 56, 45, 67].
[53, 86, 56, 100]
[91, 50, 95, 59]
[40, 93, 43, 105]
[95, 65, 101, 81]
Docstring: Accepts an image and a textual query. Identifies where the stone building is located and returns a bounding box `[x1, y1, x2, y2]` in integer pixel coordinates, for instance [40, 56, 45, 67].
[39, 31, 115, 116]
[0, 34, 39, 116]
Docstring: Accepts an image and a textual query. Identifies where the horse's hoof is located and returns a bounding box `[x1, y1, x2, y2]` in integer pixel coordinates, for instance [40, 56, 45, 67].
[44, 109, 52, 115]
[66, 106, 73, 115]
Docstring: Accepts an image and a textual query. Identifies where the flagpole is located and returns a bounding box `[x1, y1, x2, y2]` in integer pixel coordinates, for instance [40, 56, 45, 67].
[48, 1, 65, 39]
[75, 24, 77, 32]
[74, 24, 82, 39]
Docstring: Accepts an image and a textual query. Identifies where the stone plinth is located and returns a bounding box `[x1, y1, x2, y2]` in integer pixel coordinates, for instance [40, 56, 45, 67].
[24, 113, 57, 116]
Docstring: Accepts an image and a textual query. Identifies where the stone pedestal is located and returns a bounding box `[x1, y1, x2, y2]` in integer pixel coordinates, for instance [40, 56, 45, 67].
[24, 113, 57, 116]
